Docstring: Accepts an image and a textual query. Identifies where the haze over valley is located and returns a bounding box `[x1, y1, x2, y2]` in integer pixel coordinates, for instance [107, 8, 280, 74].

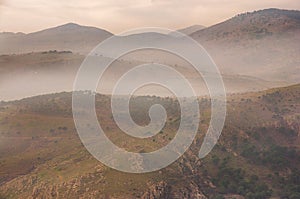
[1, 8, 299, 101]
[0, 3, 300, 199]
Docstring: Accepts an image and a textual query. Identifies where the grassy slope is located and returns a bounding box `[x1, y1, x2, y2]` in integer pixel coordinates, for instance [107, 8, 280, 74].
[0, 84, 299, 198]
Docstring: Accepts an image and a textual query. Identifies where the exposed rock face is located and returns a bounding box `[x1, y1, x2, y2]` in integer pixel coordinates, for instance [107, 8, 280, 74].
[141, 181, 207, 199]
[141, 181, 170, 199]
[170, 182, 207, 199]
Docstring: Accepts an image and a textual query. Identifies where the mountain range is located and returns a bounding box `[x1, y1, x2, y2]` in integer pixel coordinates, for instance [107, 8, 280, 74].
[1, 8, 299, 84]
[0, 8, 299, 101]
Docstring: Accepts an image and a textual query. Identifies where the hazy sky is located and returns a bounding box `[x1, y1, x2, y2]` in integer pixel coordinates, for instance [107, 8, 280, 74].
[0, 0, 299, 33]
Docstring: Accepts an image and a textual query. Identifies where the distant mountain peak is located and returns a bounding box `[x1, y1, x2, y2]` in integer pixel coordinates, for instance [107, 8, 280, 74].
[0, 23, 113, 55]
[46, 22, 96, 31]
[64, 22, 80, 26]
[56, 22, 81, 29]
[27, 22, 113, 37]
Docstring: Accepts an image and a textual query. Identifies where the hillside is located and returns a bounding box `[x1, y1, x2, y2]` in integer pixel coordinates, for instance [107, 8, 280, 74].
[0, 84, 299, 198]
[177, 25, 206, 35]
[191, 8, 300, 41]
[0, 23, 113, 55]
[190, 8, 300, 83]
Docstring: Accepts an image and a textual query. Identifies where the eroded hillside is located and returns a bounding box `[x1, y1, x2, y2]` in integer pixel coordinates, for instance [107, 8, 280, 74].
[0, 84, 299, 198]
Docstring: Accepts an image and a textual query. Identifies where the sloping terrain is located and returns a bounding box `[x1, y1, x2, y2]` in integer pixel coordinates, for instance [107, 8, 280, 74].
[191, 8, 300, 83]
[0, 23, 113, 55]
[0, 84, 299, 198]
[191, 9, 300, 41]
[177, 25, 206, 35]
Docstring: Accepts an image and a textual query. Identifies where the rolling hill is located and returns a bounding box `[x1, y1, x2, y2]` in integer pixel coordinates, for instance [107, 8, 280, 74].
[0, 84, 299, 198]
[191, 8, 300, 41]
[0, 23, 113, 55]
[190, 8, 300, 83]
[0, 6, 299, 199]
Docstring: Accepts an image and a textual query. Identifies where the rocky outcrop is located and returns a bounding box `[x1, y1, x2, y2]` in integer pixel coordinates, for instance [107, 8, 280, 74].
[141, 181, 170, 199]
[170, 182, 207, 199]
[142, 181, 207, 199]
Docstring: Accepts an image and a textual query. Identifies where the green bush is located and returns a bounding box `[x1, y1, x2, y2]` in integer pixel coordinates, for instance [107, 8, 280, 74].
[212, 166, 272, 199]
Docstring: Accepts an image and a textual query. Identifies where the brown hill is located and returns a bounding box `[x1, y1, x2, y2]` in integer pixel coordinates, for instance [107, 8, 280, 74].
[0, 84, 299, 198]
[189, 9, 300, 84]
[0, 23, 113, 55]
[191, 8, 300, 41]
